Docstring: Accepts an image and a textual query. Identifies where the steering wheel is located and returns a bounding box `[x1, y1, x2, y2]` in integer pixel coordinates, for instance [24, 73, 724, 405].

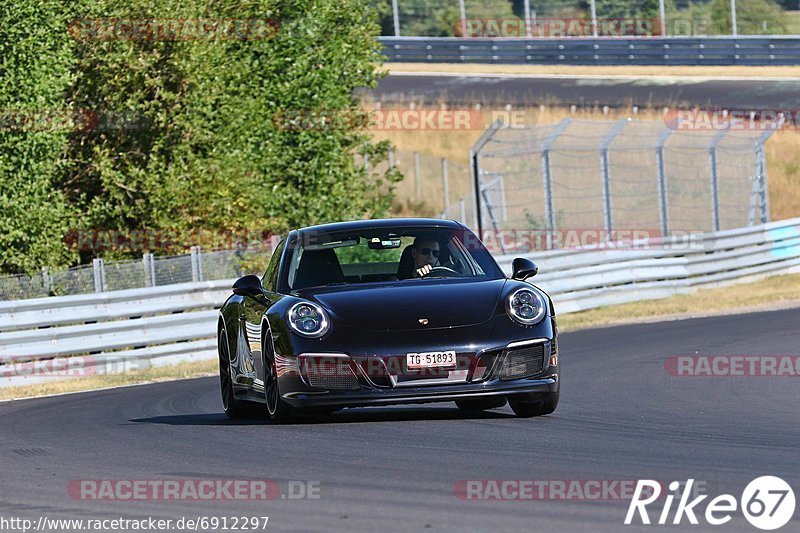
[421, 266, 461, 278]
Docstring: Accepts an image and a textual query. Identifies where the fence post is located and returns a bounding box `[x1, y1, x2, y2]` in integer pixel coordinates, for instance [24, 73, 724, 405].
[143, 254, 150, 286]
[391, 0, 400, 36]
[759, 146, 770, 224]
[524, 0, 532, 37]
[93, 258, 105, 293]
[190, 246, 203, 282]
[540, 119, 572, 247]
[656, 128, 674, 237]
[708, 130, 727, 232]
[599, 119, 629, 237]
[442, 157, 449, 214]
[756, 128, 775, 224]
[470, 119, 503, 236]
[41, 267, 53, 295]
[414, 152, 421, 201]
[143, 253, 156, 287]
[459, 198, 467, 226]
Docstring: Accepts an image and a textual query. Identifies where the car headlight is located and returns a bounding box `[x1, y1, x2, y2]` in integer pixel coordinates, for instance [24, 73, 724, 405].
[506, 287, 547, 326]
[288, 302, 330, 338]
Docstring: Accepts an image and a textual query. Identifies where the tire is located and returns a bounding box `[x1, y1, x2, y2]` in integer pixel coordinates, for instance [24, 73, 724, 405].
[455, 397, 507, 411]
[509, 390, 559, 418]
[218, 328, 251, 419]
[262, 329, 295, 424]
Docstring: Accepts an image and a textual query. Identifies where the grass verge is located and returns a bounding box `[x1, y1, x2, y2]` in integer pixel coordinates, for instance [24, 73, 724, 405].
[0, 358, 217, 401]
[383, 63, 800, 78]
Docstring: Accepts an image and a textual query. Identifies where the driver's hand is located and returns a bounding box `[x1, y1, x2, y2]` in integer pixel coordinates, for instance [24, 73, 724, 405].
[415, 264, 433, 277]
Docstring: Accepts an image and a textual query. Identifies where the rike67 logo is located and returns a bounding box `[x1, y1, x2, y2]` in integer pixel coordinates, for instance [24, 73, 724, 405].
[626, 477, 796, 530]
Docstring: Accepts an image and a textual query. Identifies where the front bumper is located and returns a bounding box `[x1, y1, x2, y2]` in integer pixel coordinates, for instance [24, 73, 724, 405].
[275, 315, 559, 409]
[282, 374, 558, 408]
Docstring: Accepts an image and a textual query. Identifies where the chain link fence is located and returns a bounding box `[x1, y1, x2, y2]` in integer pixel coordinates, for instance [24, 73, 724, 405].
[473, 118, 774, 251]
[0, 247, 272, 301]
[366, 149, 476, 226]
[377, 0, 792, 37]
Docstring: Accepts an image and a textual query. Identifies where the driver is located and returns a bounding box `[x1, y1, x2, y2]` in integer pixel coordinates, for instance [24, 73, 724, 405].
[411, 238, 440, 277]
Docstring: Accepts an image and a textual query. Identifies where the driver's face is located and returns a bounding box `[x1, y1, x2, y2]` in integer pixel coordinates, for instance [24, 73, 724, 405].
[412, 240, 440, 268]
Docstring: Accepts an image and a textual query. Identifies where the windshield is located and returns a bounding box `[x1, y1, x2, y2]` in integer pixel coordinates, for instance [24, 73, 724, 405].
[282, 226, 503, 292]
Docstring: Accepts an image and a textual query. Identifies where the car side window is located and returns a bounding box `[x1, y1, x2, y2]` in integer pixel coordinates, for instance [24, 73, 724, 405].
[262, 239, 286, 292]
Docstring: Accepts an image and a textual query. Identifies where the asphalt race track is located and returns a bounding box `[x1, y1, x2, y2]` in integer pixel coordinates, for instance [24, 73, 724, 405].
[2, 307, 799, 532]
[370, 73, 800, 109]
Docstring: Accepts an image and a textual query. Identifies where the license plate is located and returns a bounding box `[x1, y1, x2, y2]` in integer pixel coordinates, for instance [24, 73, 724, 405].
[406, 351, 457, 369]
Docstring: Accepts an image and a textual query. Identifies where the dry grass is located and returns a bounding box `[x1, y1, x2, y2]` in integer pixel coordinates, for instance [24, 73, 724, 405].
[765, 128, 800, 222]
[0, 358, 217, 401]
[786, 11, 800, 34]
[383, 63, 800, 78]
[368, 105, 800, 222]
[557, 272, 800, 332]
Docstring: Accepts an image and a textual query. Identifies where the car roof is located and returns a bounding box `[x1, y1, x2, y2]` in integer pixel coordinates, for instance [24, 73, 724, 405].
[296, 218, 465, 235]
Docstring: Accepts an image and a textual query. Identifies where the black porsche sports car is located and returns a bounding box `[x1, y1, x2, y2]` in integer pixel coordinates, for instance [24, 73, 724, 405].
[217, 218, 559, 422]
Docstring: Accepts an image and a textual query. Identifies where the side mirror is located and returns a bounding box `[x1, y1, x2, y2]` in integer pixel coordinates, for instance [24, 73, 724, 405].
[232, 275, 265, 298]
[511, 258, 538, 281]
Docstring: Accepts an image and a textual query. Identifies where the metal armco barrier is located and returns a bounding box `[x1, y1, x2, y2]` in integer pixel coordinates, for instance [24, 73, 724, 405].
[379, 36, 800, 65]
[494, 217, 800, 313]
[1, 218, 799, 388]
[0, 280, 231, 388]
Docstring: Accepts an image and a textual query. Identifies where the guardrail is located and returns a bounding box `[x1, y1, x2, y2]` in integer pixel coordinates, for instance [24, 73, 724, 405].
[494, 217, 800, 313]
[0, 281, 231, 388]
[1, 218, 799, 389]
[379, 36, 800, 65]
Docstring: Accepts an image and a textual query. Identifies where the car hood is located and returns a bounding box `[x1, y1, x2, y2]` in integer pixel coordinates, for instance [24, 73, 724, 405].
[302, 278, 508, 331]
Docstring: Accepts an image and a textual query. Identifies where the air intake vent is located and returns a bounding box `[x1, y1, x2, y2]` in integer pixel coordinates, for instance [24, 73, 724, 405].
[301, 356, 360, 390]
[498, 343, 545, 380]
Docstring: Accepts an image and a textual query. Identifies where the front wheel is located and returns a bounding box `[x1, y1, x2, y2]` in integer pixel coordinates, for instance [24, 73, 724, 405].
[263, 333, 295, 423]
[219, 329, 251, 419]
[509, 390, 559, 418]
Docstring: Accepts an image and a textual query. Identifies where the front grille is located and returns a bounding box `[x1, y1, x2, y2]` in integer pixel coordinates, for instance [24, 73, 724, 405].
[302, 358, 360, 390]
[498, 343, 546, 380]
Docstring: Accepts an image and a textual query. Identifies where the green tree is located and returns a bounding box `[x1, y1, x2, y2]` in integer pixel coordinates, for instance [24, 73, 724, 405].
[1, 0, 400, 273]
[62, 0, 400, 259]
[0, 1, 77, 273]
